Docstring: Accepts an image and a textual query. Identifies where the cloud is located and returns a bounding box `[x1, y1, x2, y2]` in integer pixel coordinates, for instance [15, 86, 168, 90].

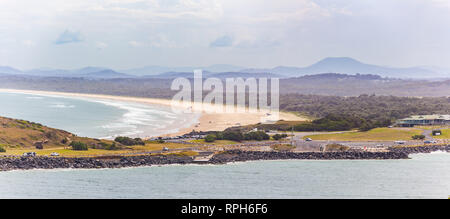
[54, 30, 83, 45]
[22, 40, 35, 47]
[149, 34, 177, 48]
[432, 0, 450, 9]
[128, 41, 143, 47]
[210, 35, 233, 47]
[95, 42, 108, 50]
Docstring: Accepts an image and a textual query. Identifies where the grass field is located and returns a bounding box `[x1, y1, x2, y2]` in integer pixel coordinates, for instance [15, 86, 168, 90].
[0, 142, 194, 157]
[415, 126, 447, 130]
[304, 128, 423, 141]
[188, 139, 239, 145]
[435, 129, 450, 139]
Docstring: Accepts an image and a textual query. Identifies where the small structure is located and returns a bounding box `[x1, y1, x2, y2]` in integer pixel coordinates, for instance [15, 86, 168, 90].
[396, 115, 450, 127]
[432, 130, 442, 136]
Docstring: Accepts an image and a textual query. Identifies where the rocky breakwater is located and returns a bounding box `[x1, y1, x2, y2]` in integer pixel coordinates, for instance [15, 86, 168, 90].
[389, 145, 450, 154]
[209, 150, 410, 164]
[1, 146, 448, 171]
[0, 155, 193, 171]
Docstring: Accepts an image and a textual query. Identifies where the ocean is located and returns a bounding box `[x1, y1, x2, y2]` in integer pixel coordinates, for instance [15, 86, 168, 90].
[0, 91, 199, 139]
[0, 152, 449, 198]
[0, 90, 449, 199]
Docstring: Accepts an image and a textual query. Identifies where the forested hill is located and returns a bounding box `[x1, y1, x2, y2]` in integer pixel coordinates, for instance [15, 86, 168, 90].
[0, 73, 449, 97]
[280, 94, 450, 129]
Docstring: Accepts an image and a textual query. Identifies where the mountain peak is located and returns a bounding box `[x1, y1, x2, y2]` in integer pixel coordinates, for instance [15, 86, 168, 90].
[315, 57, 363, 66]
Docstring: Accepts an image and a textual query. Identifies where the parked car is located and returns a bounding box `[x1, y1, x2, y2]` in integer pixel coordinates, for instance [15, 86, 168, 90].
[50, 152, 60, 157]
[394, 141, 406, 145]
[162, 147, 169, 152]
[22, 152, 36, 157]
[305, 138, 313, 142]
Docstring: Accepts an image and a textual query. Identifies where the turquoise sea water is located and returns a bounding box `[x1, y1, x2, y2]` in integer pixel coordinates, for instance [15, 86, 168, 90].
[0, 91, 199, 139]
[0, 152, 449, 199]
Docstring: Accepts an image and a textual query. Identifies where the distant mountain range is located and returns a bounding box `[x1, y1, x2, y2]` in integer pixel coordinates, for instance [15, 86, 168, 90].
[122, 64, 245, 76]
[143, 71, 283, 79]
[242, 57, 448, 78]
[0, 66, 133, 79]
[0, 57, 448, 79]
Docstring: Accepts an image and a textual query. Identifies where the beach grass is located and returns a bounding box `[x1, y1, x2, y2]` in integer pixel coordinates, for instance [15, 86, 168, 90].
[304, 128, 423, 141]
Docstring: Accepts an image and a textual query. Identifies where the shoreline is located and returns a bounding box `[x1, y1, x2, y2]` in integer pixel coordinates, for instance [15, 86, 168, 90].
[0, 88, 306, 137]
[1, 145, 448, 172]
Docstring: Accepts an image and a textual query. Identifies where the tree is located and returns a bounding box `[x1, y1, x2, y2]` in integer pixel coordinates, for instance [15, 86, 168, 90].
[272, 134, 282, 140]
[204, 134, 216, 143]
[223, 131, 244, 142]
[114, 136, 145, 146]
[70, 141, 88, 151]
[273, 134, 288, 141]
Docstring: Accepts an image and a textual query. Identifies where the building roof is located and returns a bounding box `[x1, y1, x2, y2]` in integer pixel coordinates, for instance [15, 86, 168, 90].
[400, 115, 450, 121]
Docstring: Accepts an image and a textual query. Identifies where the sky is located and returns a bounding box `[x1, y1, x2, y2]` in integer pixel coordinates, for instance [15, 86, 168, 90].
[0, 0, 449, 70]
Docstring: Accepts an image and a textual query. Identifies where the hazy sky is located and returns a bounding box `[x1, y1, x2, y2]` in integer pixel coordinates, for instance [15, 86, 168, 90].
[1, 0, 449, 70]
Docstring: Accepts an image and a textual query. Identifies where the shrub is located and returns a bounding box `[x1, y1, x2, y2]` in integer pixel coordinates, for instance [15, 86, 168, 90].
[204, 134, 216, 143]
[273, 134, 289, 141]
[412, 135, 426, 140]
[244, 131, 270, 141]
[97, 142, 119, 150]
[156, 137, 165, 144]
[114, 136, 145, 146]
[70, 141, 88, 151]
[0, 146, 6, 153]
[222, 131, 244, 142]
[325, 144, 350, 152]
[215, 132, 224, 140]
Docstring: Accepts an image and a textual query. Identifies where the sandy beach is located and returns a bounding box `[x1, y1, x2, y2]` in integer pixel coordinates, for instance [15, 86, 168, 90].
[0, 88, 307, 136]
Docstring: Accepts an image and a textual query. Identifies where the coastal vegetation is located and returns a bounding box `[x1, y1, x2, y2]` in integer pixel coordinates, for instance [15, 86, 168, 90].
[304, 128, 423, 141]
[114, 136, 145, 146]
[204, 134, 216, 143]
[282, 95, 450, 131]
[0, 145, 6, 153]
[70, 141, 88, 151]
[412, 135, 426, 140]
[0, 116, 197, 157]
[208, 131, 270, 142]
[272, 134, 288, 140]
